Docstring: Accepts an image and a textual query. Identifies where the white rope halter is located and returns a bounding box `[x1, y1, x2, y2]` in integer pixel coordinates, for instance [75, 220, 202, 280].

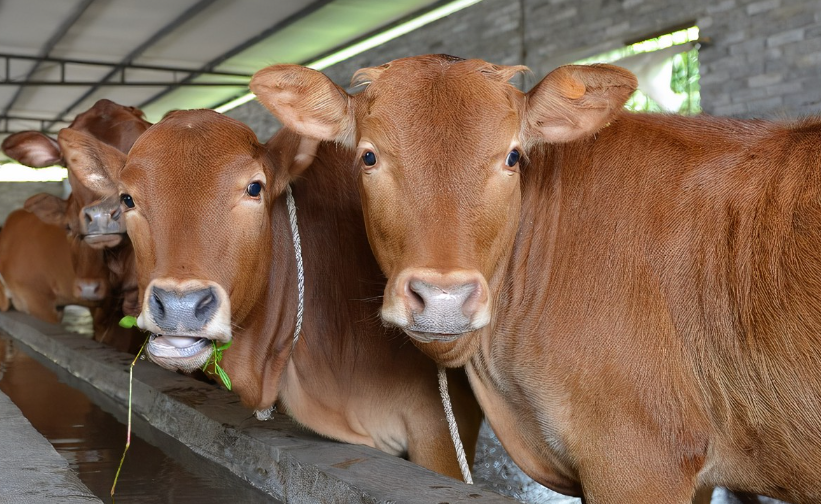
[438, 366, 474, 484]
[254, 184, 305, 422]
[285, 184, 305, 350]
[258, 188, 472, 486]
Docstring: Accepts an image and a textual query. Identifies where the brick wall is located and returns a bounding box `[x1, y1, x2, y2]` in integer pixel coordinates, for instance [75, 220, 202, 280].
[228, 0, 821, 140]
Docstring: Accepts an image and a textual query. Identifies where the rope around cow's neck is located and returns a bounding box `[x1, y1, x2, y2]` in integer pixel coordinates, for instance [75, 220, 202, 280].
[255, 187, 473, 487]
[437, 366, 473, 484]
[285, 184, 305, 350]
[254, 184, 305, 422]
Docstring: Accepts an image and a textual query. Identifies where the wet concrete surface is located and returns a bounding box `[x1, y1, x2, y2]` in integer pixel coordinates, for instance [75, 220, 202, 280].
[0, 388, 100, 503]
[0, 334, 279, 503]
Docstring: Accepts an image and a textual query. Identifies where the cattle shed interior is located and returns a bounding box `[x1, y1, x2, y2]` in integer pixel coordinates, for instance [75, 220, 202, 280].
[1, 0, 820, 222]
[0, 0, 819, 502]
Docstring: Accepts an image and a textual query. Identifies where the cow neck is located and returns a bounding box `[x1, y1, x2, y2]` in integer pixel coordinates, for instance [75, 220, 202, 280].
[254, 183, 304, 421]
[477, 142, 560, 375]
[462, 143, 580, 488]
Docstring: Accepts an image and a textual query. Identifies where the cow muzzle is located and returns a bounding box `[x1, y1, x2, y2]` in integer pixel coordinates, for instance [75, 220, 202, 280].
[382, 268, 491, 343]
[73, 278, 107, 302]
[81, 199, 126, 249]
[139, 279, 232, 372]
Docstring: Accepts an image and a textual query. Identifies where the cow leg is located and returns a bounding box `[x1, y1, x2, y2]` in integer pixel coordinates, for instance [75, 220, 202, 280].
[406, 369, 482, 481]
[0, 283, 9, 312]
[726, 492, 761, 504]
[692, 487, 713, 504]
[407, 421, 465, 480]
[25, 297, 62, 325]
[577, 433, 701, 504]
[579, 467, 697, 504]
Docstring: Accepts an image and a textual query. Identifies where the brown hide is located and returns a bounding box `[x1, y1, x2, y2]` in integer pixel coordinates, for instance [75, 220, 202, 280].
[3, 100, 150, 354]
[62, 110, 482, 480]
[251, 55, 821, 503]
[0, 209, 92, 322]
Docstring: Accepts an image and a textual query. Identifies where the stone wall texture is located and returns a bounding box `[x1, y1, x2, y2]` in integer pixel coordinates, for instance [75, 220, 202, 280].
[228, 0, 821, 140]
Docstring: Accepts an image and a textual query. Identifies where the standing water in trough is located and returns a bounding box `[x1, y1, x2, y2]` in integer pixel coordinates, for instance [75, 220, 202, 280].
[0, 330, 279, 503]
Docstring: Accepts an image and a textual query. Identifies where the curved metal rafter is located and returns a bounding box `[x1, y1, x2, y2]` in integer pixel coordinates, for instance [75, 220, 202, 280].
[0, 0, 96, 118]
[137, 0, 336, 109]
[44, 0, 220, 130]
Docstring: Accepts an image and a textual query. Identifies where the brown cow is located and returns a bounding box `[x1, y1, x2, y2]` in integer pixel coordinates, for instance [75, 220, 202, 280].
[3, 100, 151, 352]
[2, 98, 150, 250]
[61, 110, 483, 479]
[251, 55, 821, 503]
[0, 208, 106, 323]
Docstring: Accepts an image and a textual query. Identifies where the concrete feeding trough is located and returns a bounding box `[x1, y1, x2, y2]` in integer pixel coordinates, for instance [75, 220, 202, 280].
[0, 390, 102, 503]
[0, 311, 516, 503]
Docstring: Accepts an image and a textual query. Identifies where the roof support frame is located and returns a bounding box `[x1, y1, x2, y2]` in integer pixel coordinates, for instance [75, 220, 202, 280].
[45, 0, 220, 129]
[0, 53, 255, 79]
[0, 114, 65, 135]
[0, 0, 96, 118]
[137, 0, 336, 109]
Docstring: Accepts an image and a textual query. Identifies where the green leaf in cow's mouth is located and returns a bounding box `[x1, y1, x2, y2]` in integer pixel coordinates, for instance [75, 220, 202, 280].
[118, 315, 138, 329]
[202, 340, 233, 390]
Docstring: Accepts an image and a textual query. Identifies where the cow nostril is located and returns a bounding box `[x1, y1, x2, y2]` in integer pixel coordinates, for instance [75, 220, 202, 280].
[195, 291, 217, 321]
[84, 212, 93, 225]
[151, 292, 165, 319]
[111, 207, 121, 221]
[406, 281, 426, 313]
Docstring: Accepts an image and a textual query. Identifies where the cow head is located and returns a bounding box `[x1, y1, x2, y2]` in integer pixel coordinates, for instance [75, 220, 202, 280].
[252, 55, 636, 366]
[61, 110, 296, 375]
[24, 192, 110, 302]
[1, 99, 151, 248]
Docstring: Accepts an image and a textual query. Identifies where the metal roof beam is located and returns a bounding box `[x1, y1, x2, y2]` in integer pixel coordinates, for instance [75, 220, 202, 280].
[0, 115, 61, 134]
[1, 114, 68, 122]
[0, 0, 96, 118]
[0, 53, 254, 78]
[2, 81, 248, 87]
[137, 0, 336, 109]
[46, 0, 219, 129]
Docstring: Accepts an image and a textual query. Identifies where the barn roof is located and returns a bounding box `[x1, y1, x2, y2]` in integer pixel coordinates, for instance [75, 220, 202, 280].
[0, 0, 448, 159]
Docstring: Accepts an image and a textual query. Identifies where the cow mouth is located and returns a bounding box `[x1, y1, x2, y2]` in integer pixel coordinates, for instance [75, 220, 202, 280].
[146, 333, 212, 372]
[84, 233, 124, 249]
[403, 329, 463, 343]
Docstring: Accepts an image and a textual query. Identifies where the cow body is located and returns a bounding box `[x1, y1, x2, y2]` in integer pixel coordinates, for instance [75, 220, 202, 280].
[3, 100, 150, 352]
[63, 111, 482, 480]
[461, 113, 821, 502]
[252, 56, 821, 503]
[0, 209, 101, 323]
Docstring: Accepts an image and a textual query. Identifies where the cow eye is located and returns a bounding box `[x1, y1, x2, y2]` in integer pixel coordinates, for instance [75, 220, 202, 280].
[362, 151, 377, 167]
[505, 150, 520, 168]
[120, 194, 135, 209]
[246, 181, 262, 198]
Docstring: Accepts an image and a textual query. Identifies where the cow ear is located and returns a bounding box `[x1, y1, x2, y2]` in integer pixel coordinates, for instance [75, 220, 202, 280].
[524, 64, 637, 144]
[251, 64, 354, 147]
[24, 193, 68, 227]
[2, 131, 63, 167]
[263, 128, 322, 195]
[57, 128, 124, 196]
